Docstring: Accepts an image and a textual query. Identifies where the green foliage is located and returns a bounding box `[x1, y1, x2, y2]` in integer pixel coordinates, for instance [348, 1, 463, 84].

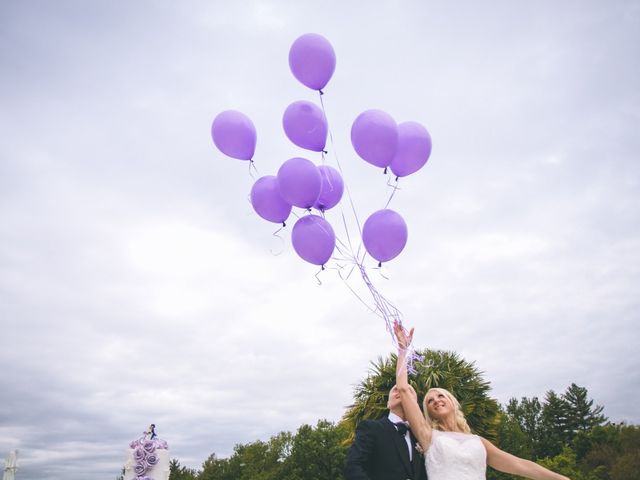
[199, 432, 292, 480]
[487, 410, 530, 480]
[564, 383, 607, 435]
[502, 383, 609, 462]
[118, 356, 631, 480]
[279, 420, 348, 480]
[540, 389, 570, 457]
[611, 450, 640, 480]
[169, 459, 198, 480]
[193, 421, 346, 480]
[232, 440, 281, 480]
[198, 453, 232, 480]
[341, 349, 500, 441]
[573, 423, 640, 479]
[505, 396, 543, 459]
[538, 446, 598, 480]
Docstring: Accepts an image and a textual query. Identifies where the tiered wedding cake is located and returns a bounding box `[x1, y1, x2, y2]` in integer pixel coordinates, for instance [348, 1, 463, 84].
[123, 425, 170, 480]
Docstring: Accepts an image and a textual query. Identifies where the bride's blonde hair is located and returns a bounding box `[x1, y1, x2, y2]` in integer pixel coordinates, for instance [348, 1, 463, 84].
[422, 387, 471, 434]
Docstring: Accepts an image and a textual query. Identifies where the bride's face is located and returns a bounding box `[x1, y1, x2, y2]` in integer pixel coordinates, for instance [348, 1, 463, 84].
[424, 390, 453, 419]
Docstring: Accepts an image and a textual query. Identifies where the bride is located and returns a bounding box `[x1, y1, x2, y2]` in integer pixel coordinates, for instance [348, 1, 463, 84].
[394, 322, 570, 480]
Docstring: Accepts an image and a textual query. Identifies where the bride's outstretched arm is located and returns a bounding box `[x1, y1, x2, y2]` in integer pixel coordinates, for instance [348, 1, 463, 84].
[481, 438, 571, 480]
[394, 321, 432, 451]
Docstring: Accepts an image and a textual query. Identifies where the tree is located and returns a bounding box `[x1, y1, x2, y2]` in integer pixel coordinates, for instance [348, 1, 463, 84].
[221, 433, 291, 480]
[169, 459, 198, 480]
[563, 383, 607, 436]
[341, 349, 500, 441]
[611, 451, 640, 480]
[540, 390, 569, 457]
[505, 396, 544, 459]
[280, 420, 349, 480]
[488, 409, 532, 480]
[198, 453, 233, 480]
[538, 446, 598, 480]
[575, 423, 640, 479]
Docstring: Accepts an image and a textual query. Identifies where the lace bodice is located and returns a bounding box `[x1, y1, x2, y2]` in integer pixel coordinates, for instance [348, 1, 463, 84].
[425, 430, 487, 480]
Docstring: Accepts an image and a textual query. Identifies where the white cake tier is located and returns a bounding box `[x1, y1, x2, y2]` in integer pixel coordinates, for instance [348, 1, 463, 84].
[123, 444, 170, 480]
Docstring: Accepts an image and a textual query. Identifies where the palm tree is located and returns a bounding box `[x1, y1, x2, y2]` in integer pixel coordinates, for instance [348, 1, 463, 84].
[341, 349, 500, 442]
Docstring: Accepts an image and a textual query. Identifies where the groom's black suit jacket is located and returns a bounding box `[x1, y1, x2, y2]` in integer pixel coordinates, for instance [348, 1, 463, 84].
[344, 417, 427, 480]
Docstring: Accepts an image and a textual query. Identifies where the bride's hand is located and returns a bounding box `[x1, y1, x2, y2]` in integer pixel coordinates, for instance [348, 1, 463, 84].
[393, 320, 414, 350]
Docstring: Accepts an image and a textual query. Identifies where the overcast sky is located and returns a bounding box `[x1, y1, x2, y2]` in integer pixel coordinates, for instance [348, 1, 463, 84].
[1, 1, 639, 479]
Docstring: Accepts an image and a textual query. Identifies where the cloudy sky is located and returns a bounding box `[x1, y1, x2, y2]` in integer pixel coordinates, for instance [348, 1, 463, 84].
[1, 1, 639, 478]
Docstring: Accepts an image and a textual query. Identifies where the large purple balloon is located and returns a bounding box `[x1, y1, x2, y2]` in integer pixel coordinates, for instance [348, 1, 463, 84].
[288, 33, 336, 91]
[283, 100, 328, 152]
[291, 215, 336, 265]
[313, 165, 344, 211]
[362, 209, 408, 263]
[351, 110, 398, 168]
[250, 176, 292, 224]
[211, 110, 257, 160]
[390, 122, 432, 177]
[277, 157, 322, 208]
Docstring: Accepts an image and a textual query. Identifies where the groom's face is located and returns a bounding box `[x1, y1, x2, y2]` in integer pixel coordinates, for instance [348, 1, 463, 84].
[387, 386, 403, 410]
[387, 385, 418, 411]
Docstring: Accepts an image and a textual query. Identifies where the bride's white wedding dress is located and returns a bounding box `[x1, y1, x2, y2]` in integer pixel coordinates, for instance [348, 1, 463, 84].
[425, 430, 487, 480]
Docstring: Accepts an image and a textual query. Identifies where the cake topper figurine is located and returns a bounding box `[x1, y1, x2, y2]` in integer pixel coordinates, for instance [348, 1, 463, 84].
[144, 424, 157, 440]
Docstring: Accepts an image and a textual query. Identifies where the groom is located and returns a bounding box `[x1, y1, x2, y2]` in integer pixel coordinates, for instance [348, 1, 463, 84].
[344, 385, 427, 480]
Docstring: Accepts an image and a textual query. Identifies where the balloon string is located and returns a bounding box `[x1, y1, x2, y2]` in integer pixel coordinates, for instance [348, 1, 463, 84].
[248, 159, 259, 180]
[318, 92, 420, 374]
[269, 225, 286, 256]
[375, 265, 390, 281]
[384, 177, 401, 209]
[319, 91, 366, 262]
[357, 260, 420, 374]
[335, 223, 421, 372]
[339, 210, 356, 258]
[319, 91, 363, 238]
[337, 267, 383, 317]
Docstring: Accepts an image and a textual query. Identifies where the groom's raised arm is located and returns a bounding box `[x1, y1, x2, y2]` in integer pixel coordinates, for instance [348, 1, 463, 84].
[344, 420, 375, 480]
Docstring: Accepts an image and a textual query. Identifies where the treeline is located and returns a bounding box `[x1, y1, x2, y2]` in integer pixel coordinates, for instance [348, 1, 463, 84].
[167, 386, 638, 480]
[124, 349, 638, 480]
[491, 384, 639, 479]
[168, 420, 349, 480]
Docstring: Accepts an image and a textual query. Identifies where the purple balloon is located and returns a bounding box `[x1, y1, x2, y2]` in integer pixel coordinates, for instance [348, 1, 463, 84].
[390, 122, 432, 177]
[291, 215, 336, 265]
[288, 33, 336, 91]
[277, 157, 322, 209]
[283, 100, 328, 152]
[313, 165, 344, 211]
[250, 176, 292, 224]
[362, 209, 408, 263]
[351, 110, 398, 168]
[211, 110, 257, 160]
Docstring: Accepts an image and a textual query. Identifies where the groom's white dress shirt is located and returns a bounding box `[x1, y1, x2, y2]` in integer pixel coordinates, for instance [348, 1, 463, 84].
[388, 412, 412, 461]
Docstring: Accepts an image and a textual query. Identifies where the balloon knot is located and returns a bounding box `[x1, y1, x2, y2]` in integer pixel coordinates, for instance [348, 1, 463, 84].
[395, 176, 399, 182]
[383, 167, 388, 175]
[282, 221, 286, 227]
[321, 264, 326, 270]
[378, 261, 382, 268]
[319, 89, 324, 95]
[322, 149, 328, 154]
